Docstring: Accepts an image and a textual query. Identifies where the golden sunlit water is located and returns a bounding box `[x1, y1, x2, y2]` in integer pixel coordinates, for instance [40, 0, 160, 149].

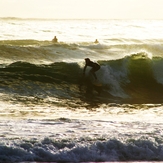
[0, 18, 163, 162]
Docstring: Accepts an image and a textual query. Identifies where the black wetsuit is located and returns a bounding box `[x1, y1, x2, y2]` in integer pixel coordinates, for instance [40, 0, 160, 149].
[86, 61, 100, 72]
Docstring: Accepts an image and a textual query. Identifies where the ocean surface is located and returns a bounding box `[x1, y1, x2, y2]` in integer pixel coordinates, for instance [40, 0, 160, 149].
[0, 18, 163, 162]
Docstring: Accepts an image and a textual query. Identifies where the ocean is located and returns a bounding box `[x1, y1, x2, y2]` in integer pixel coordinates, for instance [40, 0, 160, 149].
[0, 18, 163, 162]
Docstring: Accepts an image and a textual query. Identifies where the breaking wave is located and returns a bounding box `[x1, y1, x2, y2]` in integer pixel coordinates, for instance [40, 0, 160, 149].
[0, 52, 163, 104]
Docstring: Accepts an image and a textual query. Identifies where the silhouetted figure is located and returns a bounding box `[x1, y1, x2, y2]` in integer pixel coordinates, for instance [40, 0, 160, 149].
[83, 58, 100, 80]
[52, 36, 58, 43]
[94, 39, 99, 43]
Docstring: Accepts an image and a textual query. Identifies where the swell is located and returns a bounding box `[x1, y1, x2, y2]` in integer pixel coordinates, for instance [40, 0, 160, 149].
[0, 53, 163, 104]
[1, 39, 163, 64]
[0, 40, 86, 64]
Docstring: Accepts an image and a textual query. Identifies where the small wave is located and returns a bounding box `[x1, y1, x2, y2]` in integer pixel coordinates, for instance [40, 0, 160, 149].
[1, 39, 163, 65]
[0, 39, 52, 46]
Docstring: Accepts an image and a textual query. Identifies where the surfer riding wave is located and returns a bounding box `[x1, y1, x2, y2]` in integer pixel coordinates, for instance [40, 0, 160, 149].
[83, 58, 100, 80]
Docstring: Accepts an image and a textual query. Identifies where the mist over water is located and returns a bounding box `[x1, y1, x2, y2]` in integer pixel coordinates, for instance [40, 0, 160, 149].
[0, 18, 163, 162]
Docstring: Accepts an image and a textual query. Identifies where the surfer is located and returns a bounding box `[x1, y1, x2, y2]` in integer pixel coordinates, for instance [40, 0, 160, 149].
[94, 39, 99, 43]
[83, 58, 100, 80]
[52, 36, 58, 43]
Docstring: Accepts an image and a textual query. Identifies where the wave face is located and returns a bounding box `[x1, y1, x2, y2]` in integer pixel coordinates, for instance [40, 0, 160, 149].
[0, 52, 163, 104]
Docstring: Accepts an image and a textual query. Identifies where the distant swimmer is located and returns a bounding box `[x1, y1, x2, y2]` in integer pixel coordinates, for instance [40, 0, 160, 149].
[52, 36, 58, 43]
[83, 58, 100, 80]
[94, 39, 99, 43]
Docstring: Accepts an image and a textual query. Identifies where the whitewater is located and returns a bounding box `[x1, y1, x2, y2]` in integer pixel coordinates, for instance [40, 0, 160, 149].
[0, 18, 163, 162]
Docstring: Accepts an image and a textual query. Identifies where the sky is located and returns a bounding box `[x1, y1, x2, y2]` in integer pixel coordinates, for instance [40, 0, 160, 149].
[0, 0, 163, 19]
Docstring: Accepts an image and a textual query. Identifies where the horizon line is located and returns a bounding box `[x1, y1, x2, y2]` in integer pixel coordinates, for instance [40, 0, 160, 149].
[0, 17, 163, 21]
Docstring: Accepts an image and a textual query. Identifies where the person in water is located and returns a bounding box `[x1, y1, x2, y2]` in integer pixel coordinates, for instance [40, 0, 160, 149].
[52, 36, 58, 43]
[83, 58, 100, 80]
[94, 39, 99, 43]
